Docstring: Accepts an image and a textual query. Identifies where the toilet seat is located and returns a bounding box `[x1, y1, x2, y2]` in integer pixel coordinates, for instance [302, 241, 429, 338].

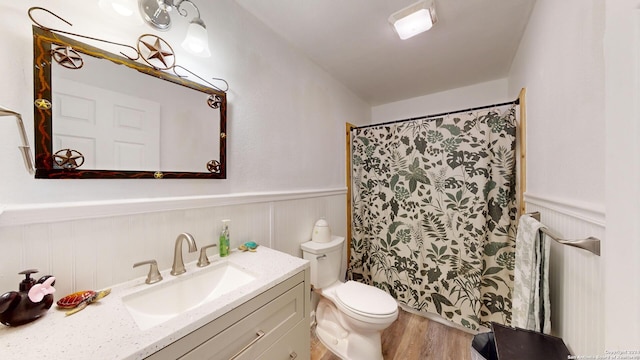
[334, 281, 398, 323]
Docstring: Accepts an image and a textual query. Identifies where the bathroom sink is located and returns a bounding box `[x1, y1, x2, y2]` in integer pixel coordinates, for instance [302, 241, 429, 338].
[122, 261, 257, 330]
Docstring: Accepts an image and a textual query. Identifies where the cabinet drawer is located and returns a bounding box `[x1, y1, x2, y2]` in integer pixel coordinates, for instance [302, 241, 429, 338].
[257, 320, 310, 360]
[180, 282, 304, 360]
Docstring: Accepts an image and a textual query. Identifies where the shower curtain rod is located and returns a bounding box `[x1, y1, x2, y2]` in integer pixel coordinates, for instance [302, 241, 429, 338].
[353, 98, 520, 130]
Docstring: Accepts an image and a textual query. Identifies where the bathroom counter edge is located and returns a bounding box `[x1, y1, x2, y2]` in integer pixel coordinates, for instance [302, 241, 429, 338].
[0, 246, 309, 360]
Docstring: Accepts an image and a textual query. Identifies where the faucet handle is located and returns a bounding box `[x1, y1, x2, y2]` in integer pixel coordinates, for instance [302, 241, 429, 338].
[197, 244, 218, 267]
[133, 260, 163, 284]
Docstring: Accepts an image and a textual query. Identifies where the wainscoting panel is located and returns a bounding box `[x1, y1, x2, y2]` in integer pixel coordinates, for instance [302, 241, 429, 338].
[0, 190, 346, 301]
[272, 194, 347, 257]
[525, 198, 605, 356]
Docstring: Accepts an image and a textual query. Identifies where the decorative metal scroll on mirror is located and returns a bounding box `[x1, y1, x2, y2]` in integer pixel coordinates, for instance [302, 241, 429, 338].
[30, 7, 227, 179]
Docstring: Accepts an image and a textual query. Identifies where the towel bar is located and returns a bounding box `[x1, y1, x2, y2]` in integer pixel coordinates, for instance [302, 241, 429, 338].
[527, 212, 601, 256]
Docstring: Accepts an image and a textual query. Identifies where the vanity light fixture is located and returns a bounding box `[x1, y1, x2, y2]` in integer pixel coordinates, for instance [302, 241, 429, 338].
[389, 0, 438, 40]
[138, 0, 211, 57]
[0, 105, 35, 174]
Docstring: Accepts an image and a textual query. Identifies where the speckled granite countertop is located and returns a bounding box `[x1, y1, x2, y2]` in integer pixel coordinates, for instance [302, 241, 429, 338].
[0, 247, 308, 359]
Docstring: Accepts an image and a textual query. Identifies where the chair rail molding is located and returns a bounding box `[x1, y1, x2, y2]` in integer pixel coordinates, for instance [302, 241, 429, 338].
[524, 192, 605, 228]
[0, 188, 347, 227]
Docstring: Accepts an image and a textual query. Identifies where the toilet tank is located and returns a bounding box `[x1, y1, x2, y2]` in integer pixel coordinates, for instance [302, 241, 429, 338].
[301, 236, 345, 289]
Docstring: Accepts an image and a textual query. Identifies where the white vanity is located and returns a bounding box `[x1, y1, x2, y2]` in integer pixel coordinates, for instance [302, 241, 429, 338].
[0, 247, 310, 360]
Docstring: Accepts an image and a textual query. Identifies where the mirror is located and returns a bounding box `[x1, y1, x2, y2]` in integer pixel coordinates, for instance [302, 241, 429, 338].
[32, 26, 227, 179]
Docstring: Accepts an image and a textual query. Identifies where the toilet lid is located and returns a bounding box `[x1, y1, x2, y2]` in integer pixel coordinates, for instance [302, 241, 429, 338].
[335, 281, 397, 316]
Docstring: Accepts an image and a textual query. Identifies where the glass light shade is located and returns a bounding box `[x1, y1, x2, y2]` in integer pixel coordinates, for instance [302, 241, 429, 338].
[389, 0, 437, 40]
[393, 9, 433, 40]
[181, 21, 211, 57]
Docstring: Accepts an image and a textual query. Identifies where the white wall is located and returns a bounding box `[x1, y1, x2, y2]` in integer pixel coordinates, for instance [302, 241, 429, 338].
[508, 0, 605, 206]
[0, 0, 370, 206]
[0, 1, 362, 304]
[509, 0, 640, 354]
[508, 0, 606, 355]
[371, 78, 509, 123]
[603, 0, 640, 351]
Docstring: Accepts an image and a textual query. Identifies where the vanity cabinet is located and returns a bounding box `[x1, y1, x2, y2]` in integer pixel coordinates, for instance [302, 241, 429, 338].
[146, 270, 310, 360]
[257, 320, 309, 359]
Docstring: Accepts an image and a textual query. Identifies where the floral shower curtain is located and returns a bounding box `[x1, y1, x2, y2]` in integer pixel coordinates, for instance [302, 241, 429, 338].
[348, 105, 518, 331]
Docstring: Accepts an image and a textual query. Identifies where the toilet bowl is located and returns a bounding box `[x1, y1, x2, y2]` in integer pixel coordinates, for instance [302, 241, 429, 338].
[301, 236, 398, 360]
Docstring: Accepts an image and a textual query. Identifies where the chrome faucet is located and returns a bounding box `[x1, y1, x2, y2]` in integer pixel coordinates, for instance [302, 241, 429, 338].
[171, 232, 197, 276]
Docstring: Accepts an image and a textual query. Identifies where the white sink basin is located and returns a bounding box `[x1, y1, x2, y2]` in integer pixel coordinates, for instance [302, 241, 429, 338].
[122, 261, 257, 330]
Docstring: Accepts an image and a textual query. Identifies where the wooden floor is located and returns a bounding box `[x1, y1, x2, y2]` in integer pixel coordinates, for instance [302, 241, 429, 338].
[310, 308, 474, 360]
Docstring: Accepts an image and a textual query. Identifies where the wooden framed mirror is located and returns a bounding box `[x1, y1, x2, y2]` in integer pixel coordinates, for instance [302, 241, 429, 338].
[32, 26, 227, 179]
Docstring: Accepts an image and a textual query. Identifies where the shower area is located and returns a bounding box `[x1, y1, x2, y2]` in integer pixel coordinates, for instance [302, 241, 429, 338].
[347, 99, 522, 331]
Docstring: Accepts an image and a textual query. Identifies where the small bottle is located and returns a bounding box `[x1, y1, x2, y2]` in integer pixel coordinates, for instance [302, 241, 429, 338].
[219, 219, 230, 257]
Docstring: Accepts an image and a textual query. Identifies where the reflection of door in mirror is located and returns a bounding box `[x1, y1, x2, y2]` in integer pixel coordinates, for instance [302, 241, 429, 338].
[53, 77, 161, 171]
[51, 51, 219, 173]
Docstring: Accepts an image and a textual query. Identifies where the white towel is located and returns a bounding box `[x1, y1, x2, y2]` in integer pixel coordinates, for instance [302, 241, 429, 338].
[511, 214, 551, 334]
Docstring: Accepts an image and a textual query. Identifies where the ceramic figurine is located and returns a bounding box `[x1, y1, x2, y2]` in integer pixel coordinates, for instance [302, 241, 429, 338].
[0, 269, 56, 326]
[238, 241, 259, 252]
[56, 288, 111, 316]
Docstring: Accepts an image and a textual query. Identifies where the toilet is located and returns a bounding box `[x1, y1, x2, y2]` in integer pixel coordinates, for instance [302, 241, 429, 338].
[301, 236, 398, 360]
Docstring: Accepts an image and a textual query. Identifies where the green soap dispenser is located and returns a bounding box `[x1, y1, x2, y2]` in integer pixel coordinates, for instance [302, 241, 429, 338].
[219, 219, 230, 257]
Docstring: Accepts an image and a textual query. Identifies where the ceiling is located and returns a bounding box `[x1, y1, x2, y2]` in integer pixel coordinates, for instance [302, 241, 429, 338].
[233, 0, 536, 106]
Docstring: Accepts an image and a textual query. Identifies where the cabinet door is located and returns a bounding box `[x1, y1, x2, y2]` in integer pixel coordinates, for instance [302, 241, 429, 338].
[257, 320, 310, 360]
[180, 282, 304, 360]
